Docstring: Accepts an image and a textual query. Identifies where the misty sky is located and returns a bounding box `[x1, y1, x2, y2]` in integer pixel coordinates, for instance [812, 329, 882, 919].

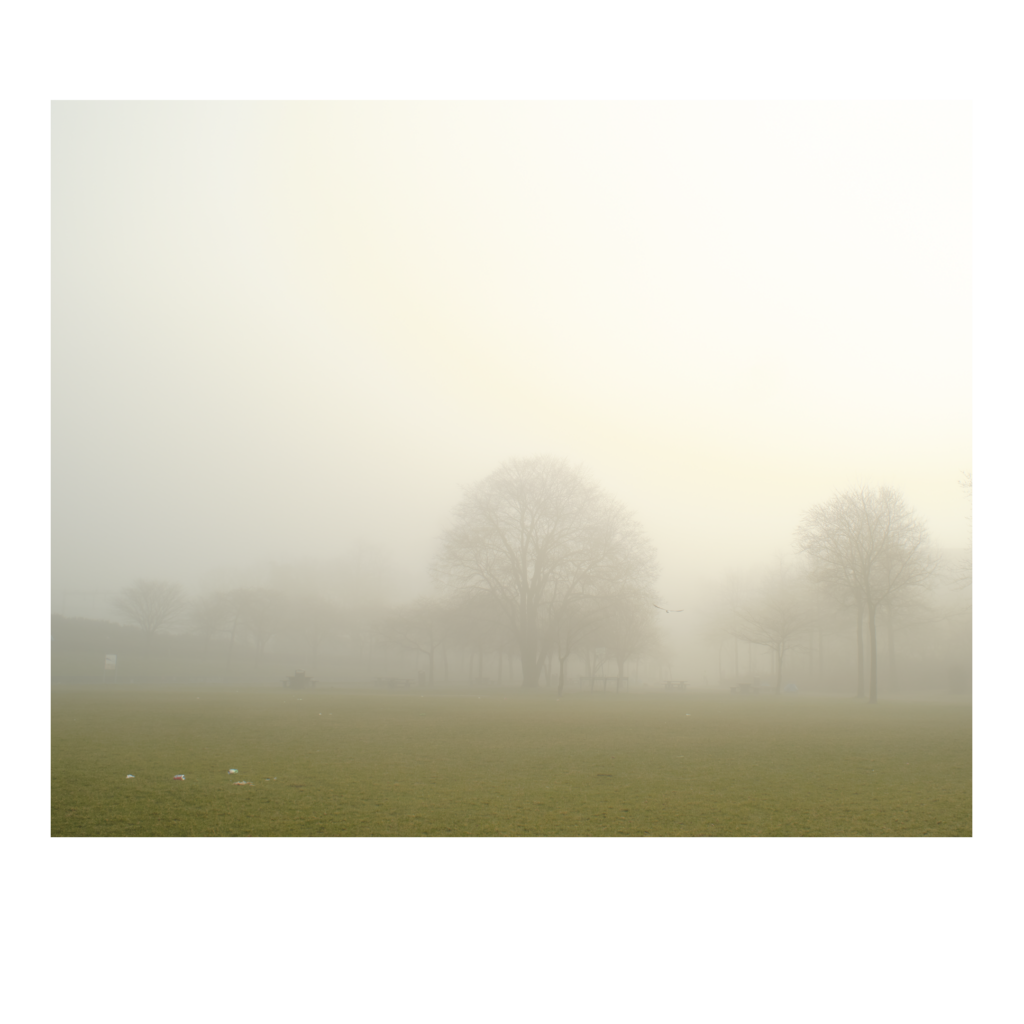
[51, 102, 971, 606]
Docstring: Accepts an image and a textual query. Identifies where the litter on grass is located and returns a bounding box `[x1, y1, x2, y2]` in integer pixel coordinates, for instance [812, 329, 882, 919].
[233, 780, 253, 786]
[228, 769, 239, 774]
[126, 775, 135, 779]
[173, 775, 185, 781]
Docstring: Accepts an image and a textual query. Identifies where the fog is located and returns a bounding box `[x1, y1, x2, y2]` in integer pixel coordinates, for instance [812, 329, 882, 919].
[52, 102, 971, 665]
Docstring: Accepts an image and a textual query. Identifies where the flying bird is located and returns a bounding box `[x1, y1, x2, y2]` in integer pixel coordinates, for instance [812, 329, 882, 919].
[654, 604, 684, 613]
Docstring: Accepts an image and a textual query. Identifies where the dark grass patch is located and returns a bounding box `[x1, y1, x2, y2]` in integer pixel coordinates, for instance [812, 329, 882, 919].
[51, 688, 971, 836]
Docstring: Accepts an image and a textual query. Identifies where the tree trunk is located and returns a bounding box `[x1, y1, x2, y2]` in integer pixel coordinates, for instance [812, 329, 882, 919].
[817, 621, 824, 681]
[886, 611, 897, 692]
[868, 603, 879, 704]
[226, 615, 238, 680]
[520, 632, 540, 688]
[855, 601, 865, 699]
[518, 595, 540, 687]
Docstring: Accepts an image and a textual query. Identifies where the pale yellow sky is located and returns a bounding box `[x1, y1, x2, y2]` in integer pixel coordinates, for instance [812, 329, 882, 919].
[52, 102, 970, 602]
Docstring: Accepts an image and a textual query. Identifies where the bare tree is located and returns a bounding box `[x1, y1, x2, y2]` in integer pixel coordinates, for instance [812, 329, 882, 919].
[548, 591, 605, 695]
[798, 486, 936, 703]
[727, 563, 815, 695]
[379, 598, 450, 685]
[447, 592, 513, 685]
[289, 594, 344, 665]
[879, 587, 940, 693]
[189, 592, 231, 651]
[433, 457, 658, 689]
[595, 590, 661, 691]
[112, 579, 188, 640]
[232, 588, 289, 658]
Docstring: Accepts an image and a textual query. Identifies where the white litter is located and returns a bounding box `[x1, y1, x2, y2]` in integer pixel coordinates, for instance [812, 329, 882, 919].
[173, 775, 185, 781]
[228, 769, 239, 774]
[233, 780, 253, 786]
[126, 774, 135, 779]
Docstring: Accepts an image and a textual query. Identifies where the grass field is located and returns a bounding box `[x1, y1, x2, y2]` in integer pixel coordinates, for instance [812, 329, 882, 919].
[51, 686, 971, 837]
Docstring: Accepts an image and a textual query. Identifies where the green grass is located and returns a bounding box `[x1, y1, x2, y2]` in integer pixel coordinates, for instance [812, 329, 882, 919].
[51, 687, 971, 837]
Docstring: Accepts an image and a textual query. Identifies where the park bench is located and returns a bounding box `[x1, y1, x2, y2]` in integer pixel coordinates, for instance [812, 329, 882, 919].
[284, 670, 316, 690]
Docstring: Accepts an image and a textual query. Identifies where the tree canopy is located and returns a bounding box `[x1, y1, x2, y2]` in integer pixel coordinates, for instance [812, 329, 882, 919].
[112, 579, 188, 639]
[797, 486, 935, 703]
[433, 457, 659, 688]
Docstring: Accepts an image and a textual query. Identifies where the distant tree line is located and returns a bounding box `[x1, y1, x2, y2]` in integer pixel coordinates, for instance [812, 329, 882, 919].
[703, 483, 970, 699]
[105, 463, 970, 699]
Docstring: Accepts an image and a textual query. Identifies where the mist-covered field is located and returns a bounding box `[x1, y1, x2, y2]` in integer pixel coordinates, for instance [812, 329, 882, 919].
[50, 103, 973, 844]
[51, 685, 971, 837]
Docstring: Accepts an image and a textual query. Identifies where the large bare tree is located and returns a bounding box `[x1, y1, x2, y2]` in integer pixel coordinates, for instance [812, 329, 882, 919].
[112, 579, 188, 640]
[798, 486, 936, 703]
[433, 457, 658, 689]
